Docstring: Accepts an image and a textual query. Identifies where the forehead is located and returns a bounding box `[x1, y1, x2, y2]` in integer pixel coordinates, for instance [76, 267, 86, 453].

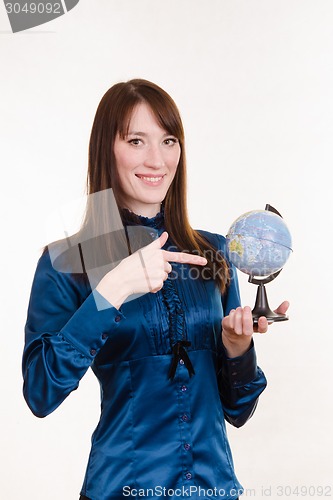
[126, 102, 166, 133]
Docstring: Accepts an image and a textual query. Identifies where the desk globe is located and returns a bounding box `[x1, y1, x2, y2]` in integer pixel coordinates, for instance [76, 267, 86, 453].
[226, 205, 292, 323]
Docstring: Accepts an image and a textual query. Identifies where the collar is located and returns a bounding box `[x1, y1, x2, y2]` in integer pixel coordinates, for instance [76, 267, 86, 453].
[120, 207, 165, 230]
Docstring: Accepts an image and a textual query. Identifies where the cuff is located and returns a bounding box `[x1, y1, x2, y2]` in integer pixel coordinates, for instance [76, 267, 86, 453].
[220, 339, 258, 388]
[60, 290, 125, 359]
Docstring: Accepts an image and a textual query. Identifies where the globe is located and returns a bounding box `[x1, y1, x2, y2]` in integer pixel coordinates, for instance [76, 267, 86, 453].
[226, 209, 292, 277]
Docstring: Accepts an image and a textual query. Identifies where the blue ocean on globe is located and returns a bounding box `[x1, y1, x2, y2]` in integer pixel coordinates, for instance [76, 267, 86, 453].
[226, 210, 292, 277]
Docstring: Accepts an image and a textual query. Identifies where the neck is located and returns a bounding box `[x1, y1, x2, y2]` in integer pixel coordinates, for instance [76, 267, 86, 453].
[125, 203, 162, 218]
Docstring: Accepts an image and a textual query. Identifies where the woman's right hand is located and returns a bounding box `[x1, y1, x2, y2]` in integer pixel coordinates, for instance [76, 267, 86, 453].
[96, 231, 207, 309]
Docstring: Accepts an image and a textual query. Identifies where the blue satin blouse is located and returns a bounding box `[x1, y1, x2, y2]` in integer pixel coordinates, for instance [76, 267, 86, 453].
[22, 211, 267, 500]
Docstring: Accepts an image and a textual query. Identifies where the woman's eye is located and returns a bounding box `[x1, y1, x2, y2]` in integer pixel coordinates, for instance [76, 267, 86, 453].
[164, 137, 178, 146]
[128, 138, 142, 146]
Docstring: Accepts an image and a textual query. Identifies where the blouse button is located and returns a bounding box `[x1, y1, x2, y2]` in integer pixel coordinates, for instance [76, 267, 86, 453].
[179, 359, 184, 365]
[185, 471, 192, 480]
[102, 333, 108, 340]
[184, 443, 191, 451]
[114, 315, 121, 323]
[181, 385, 187, 392]
[90, 348, 97, 356]
[181, 414, 189, 422]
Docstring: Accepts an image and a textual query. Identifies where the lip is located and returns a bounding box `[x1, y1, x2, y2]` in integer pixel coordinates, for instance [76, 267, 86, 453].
[135, 174, 166, 186]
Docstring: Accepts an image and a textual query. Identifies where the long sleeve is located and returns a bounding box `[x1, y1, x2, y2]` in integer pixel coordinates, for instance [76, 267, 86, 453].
[217, 234, 267, 428]
[22, 249, 125, 418]
[218, 340, 267, 428]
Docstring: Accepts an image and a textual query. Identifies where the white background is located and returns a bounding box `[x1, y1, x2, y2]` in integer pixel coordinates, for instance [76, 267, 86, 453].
[1, 1, 332, 499]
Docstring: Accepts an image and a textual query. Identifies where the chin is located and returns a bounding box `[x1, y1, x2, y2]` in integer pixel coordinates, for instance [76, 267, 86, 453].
[139, 193, 166, 205]
[141, 199, 164, 209]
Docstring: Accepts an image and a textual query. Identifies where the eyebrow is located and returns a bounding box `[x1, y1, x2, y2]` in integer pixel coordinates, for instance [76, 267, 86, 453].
[126, 132, 147, 137]
[126, 131, 174, 137]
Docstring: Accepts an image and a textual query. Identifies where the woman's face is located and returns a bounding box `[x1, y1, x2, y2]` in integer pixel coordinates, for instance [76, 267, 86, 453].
[114, 102, 181, 217]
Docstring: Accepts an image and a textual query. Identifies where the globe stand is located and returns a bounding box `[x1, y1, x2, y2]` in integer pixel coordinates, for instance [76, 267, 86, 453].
[249, 270, 288, 324]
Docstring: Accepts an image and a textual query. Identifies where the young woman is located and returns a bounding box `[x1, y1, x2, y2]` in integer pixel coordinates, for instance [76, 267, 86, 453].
[23, 79, 288, 500]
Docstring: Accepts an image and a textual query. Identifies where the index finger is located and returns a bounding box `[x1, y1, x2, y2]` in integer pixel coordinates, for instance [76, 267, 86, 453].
[163, 250, 207, 266]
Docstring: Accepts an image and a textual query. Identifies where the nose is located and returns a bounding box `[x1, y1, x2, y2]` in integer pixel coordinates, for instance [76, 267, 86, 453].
[143, 144, 165, 169]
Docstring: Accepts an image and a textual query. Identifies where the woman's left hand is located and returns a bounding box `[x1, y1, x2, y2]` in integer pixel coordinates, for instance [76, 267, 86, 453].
[221, 301, 290, 358]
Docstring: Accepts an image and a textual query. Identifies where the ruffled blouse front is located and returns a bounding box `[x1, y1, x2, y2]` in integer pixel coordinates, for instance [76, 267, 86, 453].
[122, 208, 196, 380]
[22, 210, 267, 500]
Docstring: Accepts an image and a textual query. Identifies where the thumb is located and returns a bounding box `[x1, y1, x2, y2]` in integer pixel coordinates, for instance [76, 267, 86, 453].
[274, 300, 290, 315]
[154, 231, 169, 248]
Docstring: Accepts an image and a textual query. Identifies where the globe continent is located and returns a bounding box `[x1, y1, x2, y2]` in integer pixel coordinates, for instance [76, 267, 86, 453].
[226, 210, 292, 277]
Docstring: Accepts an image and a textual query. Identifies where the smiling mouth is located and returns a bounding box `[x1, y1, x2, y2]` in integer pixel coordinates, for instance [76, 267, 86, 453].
[135, 174, 165, 184]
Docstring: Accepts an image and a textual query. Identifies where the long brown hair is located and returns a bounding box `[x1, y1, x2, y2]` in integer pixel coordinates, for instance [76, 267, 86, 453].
[82, 79, 229, 292]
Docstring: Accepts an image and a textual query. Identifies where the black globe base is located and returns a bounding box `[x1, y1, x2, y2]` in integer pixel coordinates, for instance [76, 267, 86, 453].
[252, 282, 288, 324]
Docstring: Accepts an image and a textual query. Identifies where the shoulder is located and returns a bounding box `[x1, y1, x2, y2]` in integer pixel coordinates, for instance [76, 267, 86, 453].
[42, 233, 85, 274]
[195, 229, 227, 255]
[195, 228, 240, 309]
[32, 240, 90, 298]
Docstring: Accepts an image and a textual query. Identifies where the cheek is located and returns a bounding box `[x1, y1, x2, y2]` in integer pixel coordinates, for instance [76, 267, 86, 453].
[115, 148, 138, 177]
[115, 148, 128, 170]
[114, 154, 132, 191]
[169, 147, 181, 170]
[168, 159, 180, 185]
